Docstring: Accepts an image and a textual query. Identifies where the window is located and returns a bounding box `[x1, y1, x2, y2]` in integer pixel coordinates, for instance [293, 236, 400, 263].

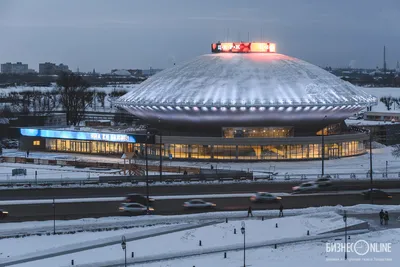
[33, 140, 41, 146]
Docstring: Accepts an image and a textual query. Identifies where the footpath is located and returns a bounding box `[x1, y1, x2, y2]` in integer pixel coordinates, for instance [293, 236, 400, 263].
[73, 228, 369, 267]
[0, 221, 220, 267]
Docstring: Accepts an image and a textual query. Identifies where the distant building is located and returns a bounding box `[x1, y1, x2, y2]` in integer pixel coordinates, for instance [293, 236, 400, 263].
[1, 62, 29, 74]
[110, 69, 132, 76]
[127, 69, 143, 77]
[39, 62, 70, 75]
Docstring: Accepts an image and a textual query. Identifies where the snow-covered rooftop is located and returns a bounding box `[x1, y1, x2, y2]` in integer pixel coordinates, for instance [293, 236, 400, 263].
[117, 53, 376, 107]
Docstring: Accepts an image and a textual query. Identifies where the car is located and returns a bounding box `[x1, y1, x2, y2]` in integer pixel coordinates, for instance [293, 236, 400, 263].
[315, 176, 333, 186]
[361, 189, 392, 200]
[0, 209, 9, 219]
[292, 182, 319, 193]
[124, 194, 155, 206]
[250, 192, 282, 203]
[183, 199, 216, 209]
[118, 203, 154, 214]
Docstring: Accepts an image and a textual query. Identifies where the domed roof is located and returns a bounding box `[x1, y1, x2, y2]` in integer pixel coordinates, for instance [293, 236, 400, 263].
[117, 53, 375, 108]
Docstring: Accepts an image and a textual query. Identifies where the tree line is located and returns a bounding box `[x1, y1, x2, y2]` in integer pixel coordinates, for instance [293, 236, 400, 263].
[380, 96, 400, 111]
[0, 72, 128, 126]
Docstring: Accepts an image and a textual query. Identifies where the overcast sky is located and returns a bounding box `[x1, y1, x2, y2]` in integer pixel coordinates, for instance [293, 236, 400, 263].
[0, 0, 399, 73]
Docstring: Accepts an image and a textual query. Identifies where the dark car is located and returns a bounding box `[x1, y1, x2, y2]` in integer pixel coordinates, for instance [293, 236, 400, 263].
[250, 192, 282, 203]
[124, 194, 155, 206]
[0, 209, 8, 219]
[361, 189, 392, 200]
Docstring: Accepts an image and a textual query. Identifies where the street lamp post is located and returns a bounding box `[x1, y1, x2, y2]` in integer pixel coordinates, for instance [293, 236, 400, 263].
[343, 211, 348, 260]
[121, 236, 127, 267]
[159, 130, 163, 183]
[241, 221, 246, 267]
[321, 115, 327, 176]
[369, 130, 373, 204]
[145, 131, 150, 214]
[52, 198, 56, 234]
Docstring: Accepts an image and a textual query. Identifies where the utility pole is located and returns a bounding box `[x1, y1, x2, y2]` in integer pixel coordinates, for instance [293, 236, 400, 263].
[369, 130, 373, 204]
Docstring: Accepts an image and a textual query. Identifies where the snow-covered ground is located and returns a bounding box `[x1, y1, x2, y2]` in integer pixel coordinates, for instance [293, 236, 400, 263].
[0, 211, 367, 267]
[135, 229, 399, 267]
[362, 87, 400, 113]
[3, 145, 398, 179]
[0, 160, 177, 183]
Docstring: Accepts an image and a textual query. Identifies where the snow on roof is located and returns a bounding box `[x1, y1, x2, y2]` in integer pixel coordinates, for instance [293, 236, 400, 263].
[345, 119, 400, 126]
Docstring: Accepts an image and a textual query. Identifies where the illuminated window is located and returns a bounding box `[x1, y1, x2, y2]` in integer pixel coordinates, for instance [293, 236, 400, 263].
[33, 140, 41, 146]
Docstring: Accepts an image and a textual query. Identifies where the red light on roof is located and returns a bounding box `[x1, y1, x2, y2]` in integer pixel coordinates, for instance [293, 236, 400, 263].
[211, 42, 276, 53]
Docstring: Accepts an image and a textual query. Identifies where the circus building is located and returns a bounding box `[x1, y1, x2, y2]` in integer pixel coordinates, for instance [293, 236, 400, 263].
[114, 42, 377, 161]
[20, 42, 377, 161]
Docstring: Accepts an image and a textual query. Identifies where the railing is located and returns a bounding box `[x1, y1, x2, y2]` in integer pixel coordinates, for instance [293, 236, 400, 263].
[0, 171, 399, 187]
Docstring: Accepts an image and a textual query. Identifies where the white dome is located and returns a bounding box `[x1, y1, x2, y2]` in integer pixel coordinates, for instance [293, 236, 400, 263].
[118, 53, 375, 107]
[116, 53, 376, 127]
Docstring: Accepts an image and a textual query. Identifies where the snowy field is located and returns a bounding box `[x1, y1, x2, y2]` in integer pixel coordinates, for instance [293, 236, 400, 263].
[0, 211, 368, 267]
[362, 87, 400, 113]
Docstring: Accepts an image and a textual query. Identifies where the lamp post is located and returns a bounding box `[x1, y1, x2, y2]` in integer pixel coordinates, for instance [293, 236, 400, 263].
[159, 120, 163, 183]
[369, 130, 373, 204]
[52, 198, 56, 235]
[343, 211, 348, 260]
[321, 115, 327, 176]
[241, 221, 246, 267]
[121, 235, 127, 267]
[145, 131, 150, 214]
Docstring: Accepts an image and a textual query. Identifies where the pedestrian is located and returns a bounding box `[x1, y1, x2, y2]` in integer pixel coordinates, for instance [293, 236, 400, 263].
[379, 209, 384, 225]
[384, 211, 389, 225]
[183, 170, 188, 175]
[26, 150, 30, 158]
[211, 165, 214, 170]
[279, 203, 284, 217]
[247, 206, 253, 217]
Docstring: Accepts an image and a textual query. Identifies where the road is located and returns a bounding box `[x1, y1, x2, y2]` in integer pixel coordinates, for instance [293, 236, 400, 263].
[1, 192, 398, 223]
[1, 179, 399, 200]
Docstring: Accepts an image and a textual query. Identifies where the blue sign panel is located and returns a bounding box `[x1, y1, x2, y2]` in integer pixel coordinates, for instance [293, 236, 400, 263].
[20, 128, 136, 143]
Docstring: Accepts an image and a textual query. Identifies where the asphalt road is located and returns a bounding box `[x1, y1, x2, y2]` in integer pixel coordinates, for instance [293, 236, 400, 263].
[1, 179, 399, 200]
[1, 192, 398, 223]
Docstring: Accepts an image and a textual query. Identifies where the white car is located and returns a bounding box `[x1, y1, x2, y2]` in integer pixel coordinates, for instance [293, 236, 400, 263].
[183, 199, 216, 209]
[250, 192, 282, 203]
[292, 182, 319, 193]
[315, 176, 332, 186]
[119, 203, 154, 214]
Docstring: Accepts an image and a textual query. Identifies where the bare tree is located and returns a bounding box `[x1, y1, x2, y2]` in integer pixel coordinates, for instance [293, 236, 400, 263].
[107, 89, 127, 108]
[380, 96, 393, 111]
[96, 91, 106, 108]
[391, 144, 400, 158]
[56, 72, 92, 126]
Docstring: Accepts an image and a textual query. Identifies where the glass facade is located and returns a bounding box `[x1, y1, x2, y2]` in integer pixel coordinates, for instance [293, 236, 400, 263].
[45, 138, 365, 160]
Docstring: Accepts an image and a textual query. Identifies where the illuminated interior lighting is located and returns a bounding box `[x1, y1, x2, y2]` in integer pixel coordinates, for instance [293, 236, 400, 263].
[259, 107, 266, 111]
[311, 106, 318, 111]
[160, 106, 166, 111]
[286, 107, 293, 112]
[269, 107, 275, 111]
[278, 107, 284, 111]
[167, 106, 173, 110]
[240, 107, 246, 111]
[295, 107, 302, 111]
[249, 107, 256, 111]
[193, 107, 199, 111]
[230, 107, 237, 111]
[211, 107, 217, 111]
[221, 107, 227, 111]
[184, 106, 190, 111]
[201, 107, 208, 111]
[176, 106, 182, 111]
